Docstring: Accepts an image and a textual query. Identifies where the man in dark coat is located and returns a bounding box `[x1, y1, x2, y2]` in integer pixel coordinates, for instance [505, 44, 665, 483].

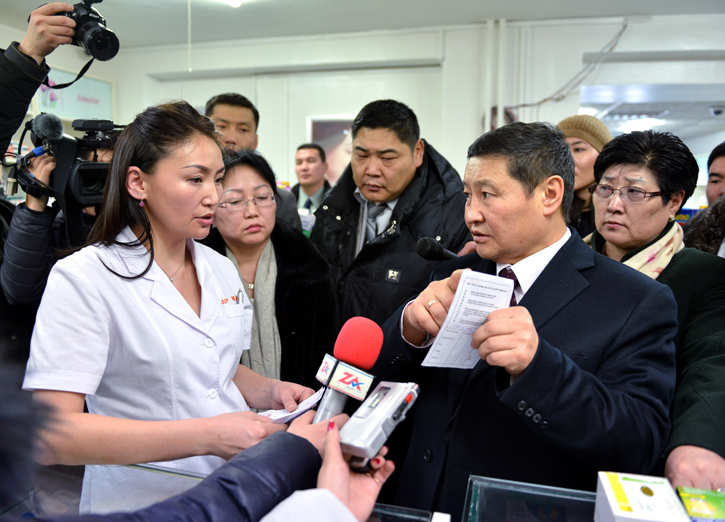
[373, 122, 678, 522]
[310, 99, 470, 326]
[0, 3, 76, 364]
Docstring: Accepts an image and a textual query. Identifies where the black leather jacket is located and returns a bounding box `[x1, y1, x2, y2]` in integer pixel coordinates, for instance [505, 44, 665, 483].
[310, 140, 469, 326]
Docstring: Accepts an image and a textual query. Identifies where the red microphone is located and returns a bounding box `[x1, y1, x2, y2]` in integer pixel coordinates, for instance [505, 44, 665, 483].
[313, 317, 383, 423]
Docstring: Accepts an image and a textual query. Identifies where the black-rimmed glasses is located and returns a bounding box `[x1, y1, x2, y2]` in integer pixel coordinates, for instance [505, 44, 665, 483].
[588, 184, 662, 204]
[217, 193, 276, 212]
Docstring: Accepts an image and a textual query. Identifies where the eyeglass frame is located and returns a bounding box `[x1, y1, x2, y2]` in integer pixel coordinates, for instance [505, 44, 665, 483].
[217, 192, 277, 212]
[588, 183, 663, 204]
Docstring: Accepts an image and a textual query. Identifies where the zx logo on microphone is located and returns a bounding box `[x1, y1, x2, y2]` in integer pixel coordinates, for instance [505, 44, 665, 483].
[338, 372, 363, 389]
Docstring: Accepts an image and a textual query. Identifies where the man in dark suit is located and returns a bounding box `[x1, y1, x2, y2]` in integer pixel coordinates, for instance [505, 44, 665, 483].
[373, 122, 678, 522]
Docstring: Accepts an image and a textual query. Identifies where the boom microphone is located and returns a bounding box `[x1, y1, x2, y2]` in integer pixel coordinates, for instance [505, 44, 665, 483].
[313, 317, 384, 424]
[32, 113, 65, 142]
[416, 237, 458, 261]
[22, 113, 66, 162]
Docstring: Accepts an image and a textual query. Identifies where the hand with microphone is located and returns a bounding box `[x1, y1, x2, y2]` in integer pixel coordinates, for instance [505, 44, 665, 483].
[313, 317, 384, 424]
[15, 113, 65, 211]
[416, 237, 458, 261]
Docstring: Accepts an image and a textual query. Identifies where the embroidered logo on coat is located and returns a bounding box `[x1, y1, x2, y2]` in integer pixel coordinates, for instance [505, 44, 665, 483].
[386, 269, 401, 283]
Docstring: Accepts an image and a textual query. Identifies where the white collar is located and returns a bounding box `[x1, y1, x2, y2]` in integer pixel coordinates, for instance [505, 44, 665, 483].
[110, 226, 208, 285]
[496, 228, 571, 301]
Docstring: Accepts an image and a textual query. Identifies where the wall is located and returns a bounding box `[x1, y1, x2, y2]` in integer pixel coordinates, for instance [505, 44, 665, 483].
[4, 13, 725, 184]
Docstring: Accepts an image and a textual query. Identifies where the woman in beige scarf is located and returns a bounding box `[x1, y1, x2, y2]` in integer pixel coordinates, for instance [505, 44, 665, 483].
[585, 130, 725, 492]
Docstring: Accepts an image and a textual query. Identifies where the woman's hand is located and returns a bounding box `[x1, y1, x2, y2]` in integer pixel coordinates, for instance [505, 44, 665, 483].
[271, 381, 315, 412]
[317, 420, 395, 522]
[203, 410, 287, 460]
[287, 410, 349, 452]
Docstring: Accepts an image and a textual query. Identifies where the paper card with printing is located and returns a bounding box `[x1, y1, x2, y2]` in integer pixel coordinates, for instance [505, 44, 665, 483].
[258, 387, 325, 424]
[422, 270, 514, 369]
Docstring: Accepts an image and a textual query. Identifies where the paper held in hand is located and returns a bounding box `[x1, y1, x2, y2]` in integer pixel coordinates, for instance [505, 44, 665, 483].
[422, 270, 514, 369]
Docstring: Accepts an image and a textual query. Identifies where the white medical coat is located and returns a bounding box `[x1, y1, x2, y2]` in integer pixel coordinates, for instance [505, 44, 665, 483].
[24, 226, 254, 514]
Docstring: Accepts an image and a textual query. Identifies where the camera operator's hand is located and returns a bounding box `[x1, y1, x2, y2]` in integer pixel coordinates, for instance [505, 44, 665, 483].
[25, 155, 56, 212]
[19, 3, 76, 66]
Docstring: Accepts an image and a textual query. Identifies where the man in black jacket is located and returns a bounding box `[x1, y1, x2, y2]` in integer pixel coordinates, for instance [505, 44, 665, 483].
[310, 100, 469, 326]
[0, 3, 75, 364]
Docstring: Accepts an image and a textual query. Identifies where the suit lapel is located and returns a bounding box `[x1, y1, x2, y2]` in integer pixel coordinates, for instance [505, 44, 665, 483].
[466, 233, 594, 383]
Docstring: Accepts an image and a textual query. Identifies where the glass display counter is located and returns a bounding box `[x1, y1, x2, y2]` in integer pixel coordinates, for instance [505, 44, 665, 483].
[464, 475, 596, 522]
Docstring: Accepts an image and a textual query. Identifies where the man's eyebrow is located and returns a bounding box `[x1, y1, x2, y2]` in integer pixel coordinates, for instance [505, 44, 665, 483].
[465, 178, 500, 191]
[709, 172, 724, 178]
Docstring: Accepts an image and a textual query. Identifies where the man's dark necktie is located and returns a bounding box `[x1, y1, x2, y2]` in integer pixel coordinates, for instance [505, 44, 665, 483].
[498, 266, 520, 307]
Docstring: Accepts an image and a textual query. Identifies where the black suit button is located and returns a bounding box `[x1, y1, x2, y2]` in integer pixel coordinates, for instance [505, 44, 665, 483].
[540, 421, 549, 429]
[517, 400, 527, 411]
[423, 449, 433, 462]
[525, 408, 535, 417]
[532, 414, 542, 423]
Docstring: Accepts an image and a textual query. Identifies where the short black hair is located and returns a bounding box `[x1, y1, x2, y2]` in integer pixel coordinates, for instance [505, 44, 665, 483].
[467, 122, 575, 219]
[223, 149, 279, 199]
[351, 100, 420, 153]
[707, 140, 725, 170]
[297, 143, 326, 163]
[205, 93, 260, 131]
[593, 130, 698, 210]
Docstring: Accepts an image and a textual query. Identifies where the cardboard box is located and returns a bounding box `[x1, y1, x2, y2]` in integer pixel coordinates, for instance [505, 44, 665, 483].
[595, 472, 690, 522]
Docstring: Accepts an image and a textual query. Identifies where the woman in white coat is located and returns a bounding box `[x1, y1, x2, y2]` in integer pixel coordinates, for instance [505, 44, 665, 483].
[23, 101, 315, 514]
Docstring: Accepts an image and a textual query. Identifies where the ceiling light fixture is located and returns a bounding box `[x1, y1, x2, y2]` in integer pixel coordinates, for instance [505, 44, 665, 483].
[618, 118, 665, 133]
[216, 0, 251, 7]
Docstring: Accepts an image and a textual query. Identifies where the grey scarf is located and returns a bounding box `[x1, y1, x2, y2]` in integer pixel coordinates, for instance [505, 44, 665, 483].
[226, 241, 282, 380]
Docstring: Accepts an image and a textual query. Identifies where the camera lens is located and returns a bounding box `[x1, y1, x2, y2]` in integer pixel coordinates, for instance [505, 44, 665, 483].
[79, 23, 120, 61]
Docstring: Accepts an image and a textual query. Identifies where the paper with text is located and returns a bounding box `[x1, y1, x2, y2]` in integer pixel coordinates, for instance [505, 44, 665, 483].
[258, 387, 325, 424]
[422, 270, 514, 369]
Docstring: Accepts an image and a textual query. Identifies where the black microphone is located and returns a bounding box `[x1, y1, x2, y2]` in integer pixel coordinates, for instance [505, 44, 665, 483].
[416, 237, 458, 261]
[23, 113, 65, 162]
[312, 317, 383, 424]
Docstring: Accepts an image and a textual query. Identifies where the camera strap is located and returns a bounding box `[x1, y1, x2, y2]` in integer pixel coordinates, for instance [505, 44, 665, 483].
[42, 58, 95, 89]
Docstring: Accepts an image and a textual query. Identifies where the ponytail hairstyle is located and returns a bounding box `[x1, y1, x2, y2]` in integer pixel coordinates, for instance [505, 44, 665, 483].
[84, 100, 222, 278]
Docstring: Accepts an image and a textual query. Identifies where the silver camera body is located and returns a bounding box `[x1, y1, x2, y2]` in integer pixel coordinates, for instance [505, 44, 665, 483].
[340, 381, 419, 471]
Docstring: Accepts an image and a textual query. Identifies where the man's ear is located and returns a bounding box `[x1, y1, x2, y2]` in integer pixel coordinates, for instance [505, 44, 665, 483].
[126, 166, 146, 201]
[541, 175, 565, 217]
[413, 139, 424, 168]
[252, 134, 259, 151]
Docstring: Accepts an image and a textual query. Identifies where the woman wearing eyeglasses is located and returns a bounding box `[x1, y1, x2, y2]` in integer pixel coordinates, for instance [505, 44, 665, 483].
[585, 130, 725, 492]
[203, 150, 337, 390]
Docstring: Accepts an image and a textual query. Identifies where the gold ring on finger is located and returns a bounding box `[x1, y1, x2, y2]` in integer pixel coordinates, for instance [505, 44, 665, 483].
[426, 299, 439, 310]
[367, 472, 383, 485]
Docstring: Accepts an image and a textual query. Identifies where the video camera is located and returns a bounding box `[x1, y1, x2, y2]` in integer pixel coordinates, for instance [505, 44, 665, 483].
[7, 115, 122, 247]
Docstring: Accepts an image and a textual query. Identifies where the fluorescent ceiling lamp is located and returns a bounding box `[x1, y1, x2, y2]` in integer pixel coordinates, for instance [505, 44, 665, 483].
[578, 107, 598, 116]
[214, 0, 252, 6]
[618, 118, 665, 133]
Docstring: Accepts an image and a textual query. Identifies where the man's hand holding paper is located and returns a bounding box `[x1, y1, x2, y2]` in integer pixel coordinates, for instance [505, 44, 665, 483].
[402, 269, 466, 345]
[472, 306, 539, 376]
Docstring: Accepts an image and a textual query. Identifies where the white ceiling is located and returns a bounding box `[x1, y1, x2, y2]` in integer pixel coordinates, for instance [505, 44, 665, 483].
[1, 0, 724, 49]
[581, 85, 725, 140]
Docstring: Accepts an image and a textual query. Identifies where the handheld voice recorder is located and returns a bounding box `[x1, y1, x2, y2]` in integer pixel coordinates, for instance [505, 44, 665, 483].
[339, 381, 419, 472]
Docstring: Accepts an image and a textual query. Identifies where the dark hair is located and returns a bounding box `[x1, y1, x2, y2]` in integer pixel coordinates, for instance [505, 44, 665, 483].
[707, 140, 725, 170]
[593, 130, 698, 210]
[296, 143, 326, 163]
[84, 101, 223, 278]
[223, 149, 279, 199]
[467, 122, 575, 219]
[205, 93, 260, 131]
[351, 100, 420, 152]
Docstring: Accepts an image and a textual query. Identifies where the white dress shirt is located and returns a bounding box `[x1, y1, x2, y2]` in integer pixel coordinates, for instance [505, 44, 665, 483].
[24, 226, 254, 514]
